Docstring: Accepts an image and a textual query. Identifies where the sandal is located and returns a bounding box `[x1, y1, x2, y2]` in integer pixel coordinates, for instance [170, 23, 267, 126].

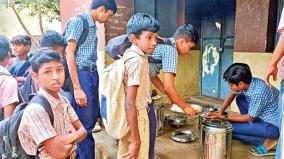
[249, 144, 276, 156]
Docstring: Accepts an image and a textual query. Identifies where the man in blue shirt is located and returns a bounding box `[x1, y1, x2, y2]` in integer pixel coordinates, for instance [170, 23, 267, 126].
[207, 63, 280, 156]
[64, 0, 117, 158]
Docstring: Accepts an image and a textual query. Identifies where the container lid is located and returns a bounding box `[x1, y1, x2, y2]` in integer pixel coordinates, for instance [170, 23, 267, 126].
[166, 114, 189, 127]
[203, 119, 232, 129]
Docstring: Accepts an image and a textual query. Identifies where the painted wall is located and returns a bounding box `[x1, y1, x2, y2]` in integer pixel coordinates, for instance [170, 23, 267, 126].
[60, 0, 91, 30]
[230, 52, 281, 112]
[174, 50, 201, 98]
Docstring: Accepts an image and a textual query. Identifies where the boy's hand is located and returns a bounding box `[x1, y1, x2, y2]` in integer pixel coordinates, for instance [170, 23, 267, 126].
[205, 112, 224, 119]
[182, 104, 195, 116]
[264, 64, 278, 87]
[74, 88, 87, 107]
[123, 141, 140, 159]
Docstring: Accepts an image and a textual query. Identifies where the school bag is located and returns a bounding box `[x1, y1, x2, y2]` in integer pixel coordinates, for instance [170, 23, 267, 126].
[105, 34, 174, 63]
[63, 14, 89, 50]
[0, 94, 54, 159]
[99, 49, 139, 139]
[9, 60, 31, 78]
[105, 34, 131, 60]
[18, 74, 38, 103]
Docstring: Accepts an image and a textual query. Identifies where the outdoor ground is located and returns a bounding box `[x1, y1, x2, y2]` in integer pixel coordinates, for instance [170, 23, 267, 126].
[93, 96, 276, 159]
[93, 112, 276, 159]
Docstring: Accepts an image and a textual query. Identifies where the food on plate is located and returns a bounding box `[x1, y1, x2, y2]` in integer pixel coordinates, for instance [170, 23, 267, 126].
[192, 104, 203, 113]
[170, 104, 203, 114]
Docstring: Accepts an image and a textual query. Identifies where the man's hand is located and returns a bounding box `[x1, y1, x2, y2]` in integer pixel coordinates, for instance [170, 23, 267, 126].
[264, 65, 278, 87]
[123, 141, 140, 159]
[205, 112, 224, 119]
[182, 104, 195, 116]
[74, 88, 87, 107]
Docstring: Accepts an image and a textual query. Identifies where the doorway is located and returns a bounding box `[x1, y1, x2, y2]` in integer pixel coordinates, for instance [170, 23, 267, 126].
[200, 0, 236, 99]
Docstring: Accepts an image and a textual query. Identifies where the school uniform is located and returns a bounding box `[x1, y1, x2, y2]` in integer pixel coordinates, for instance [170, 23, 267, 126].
[18, 88, 78, 158]
[148, 38, 178, 159]
[64, 12, 100, 159]
[232, 77, 280, 145]
[0, 66, 19, 108]
[9, 56, 30, 77]
[117, 45, 151, 159]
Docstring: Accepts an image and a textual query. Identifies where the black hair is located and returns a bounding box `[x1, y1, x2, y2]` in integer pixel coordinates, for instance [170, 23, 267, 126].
[90, 0, 117, 14]
[127, 13, 160, 38]
[40, 30, 67, 48]
[0, 35, 11, 61]
[223, 63, 252, 85]
[30, 47, 63, 73]
[173, 24, 199, 44]
[11, 35, 32, 46]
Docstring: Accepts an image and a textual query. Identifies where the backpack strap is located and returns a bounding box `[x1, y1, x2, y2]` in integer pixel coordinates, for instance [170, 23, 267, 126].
[157, 37, 175, 47]
[148, 37, 175, 64]
[76, 15, 89, 47]
[148, 56, 162, 64]
[122, 49, 142, 61]
[30, 95, 54, 126]
[28, 95, 54, 158]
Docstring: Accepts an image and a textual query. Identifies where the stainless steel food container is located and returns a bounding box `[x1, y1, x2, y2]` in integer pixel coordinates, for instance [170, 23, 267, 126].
[198, 105, 219, 129]
[200, 119, 233, 159]
[154, 104, 165, 136]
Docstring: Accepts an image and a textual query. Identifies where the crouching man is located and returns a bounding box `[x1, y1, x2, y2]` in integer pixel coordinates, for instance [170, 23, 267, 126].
[206, 63, 280, 156]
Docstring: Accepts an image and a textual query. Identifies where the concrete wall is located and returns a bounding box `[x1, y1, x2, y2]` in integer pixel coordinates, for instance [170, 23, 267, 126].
[230, 52, 281, 112]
